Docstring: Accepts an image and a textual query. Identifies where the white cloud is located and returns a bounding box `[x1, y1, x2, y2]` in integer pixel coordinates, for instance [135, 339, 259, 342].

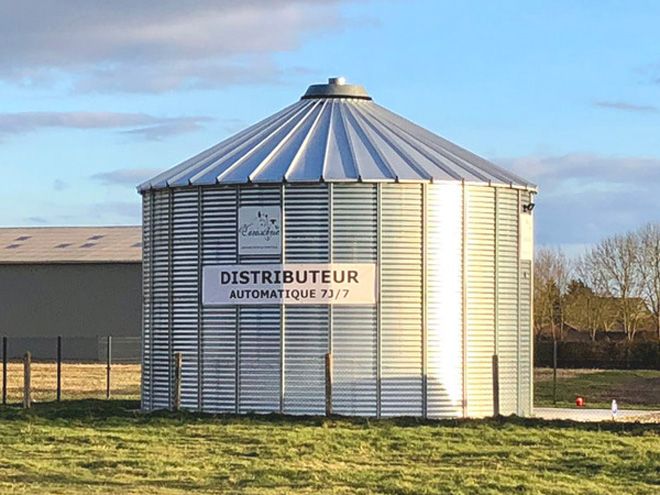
[593, 101, 658, 113]
[0, 0, 357, 93]
[497, 153, 660, 245]
[91, 168, 161, 186]
[0, 111, 212, 140]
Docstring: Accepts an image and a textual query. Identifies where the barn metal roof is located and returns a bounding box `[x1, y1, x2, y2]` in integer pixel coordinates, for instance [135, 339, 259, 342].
[140, 78, 536, 191]
[0, 226, 141, 264]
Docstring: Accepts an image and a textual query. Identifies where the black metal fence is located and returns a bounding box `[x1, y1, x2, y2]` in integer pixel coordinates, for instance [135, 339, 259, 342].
[535, 340, 659, 369]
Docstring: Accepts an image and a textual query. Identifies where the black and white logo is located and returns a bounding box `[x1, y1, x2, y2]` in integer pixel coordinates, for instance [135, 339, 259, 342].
[238, 206, 281, 255]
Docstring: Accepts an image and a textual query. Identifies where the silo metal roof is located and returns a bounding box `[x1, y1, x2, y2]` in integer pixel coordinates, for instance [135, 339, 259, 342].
[139, 78, 536, 191]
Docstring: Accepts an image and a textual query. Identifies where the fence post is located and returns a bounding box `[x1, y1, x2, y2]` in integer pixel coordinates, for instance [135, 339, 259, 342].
[325, 352, 333, 416]
[492, 354, 500, 416]
[23, 352, 31, 409]
[106, 336, 112, 400]
[173, 352, 182, 412]
[552, 340, 558, 405]
[2, 336, 7, 406]
[56, 336, 62, 402]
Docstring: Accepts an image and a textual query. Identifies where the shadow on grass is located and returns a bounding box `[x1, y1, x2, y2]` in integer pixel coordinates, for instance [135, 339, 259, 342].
[0, 399, 657, 435]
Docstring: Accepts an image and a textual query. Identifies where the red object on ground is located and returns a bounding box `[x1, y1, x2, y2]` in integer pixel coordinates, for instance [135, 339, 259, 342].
[575, 396, 585, 407]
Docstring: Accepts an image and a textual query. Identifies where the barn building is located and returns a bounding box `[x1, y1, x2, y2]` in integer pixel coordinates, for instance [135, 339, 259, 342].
[139, 78, 536, 418]
[0, 226, 142, 361]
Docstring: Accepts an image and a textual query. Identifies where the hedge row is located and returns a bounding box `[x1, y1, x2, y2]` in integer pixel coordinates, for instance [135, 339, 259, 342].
[534, 340, 659, 369]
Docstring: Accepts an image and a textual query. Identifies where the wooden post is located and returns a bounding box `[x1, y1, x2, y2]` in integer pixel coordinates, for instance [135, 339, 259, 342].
[173, 352, 182, 412]
[56, 336, 62, 402]
[2, 336, 7, 406]
[106, 336, 112, 400]
[552, 340, 558, 405]
[325, 352, 333, 416]
[492, 354, 500, 416]
[23, 352, 31, 409]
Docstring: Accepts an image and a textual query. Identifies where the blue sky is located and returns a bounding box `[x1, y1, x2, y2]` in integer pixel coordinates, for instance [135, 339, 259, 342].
[1, 0, 659, 250]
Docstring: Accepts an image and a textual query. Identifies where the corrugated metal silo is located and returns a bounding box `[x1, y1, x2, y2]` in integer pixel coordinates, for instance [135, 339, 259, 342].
[139, 78, 537, 418]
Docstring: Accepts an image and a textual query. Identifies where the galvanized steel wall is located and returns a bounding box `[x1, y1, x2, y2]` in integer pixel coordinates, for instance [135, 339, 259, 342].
[331, 184, 378, 416]
[380, 184, 423, 417]
[141, 182, 534, 418]
[426, 183, 463, 418]
[283, 185, 330, 415]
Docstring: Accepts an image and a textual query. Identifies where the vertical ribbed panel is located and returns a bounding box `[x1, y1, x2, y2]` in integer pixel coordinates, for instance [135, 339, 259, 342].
[150, 189, 172, 409]
[238, 186, 281, 413]
[426, 183, 463, 418]
[465, 186, 496, 417]
[284, 185, 329, 262]
[380, 184, 423, 417]
[284, 185, 329, 415]
[200, 187, 238, 413]
[519, 191, 534, 416]
[283, 306, 328, 414]
[171, 188, 199, 409]
[520, 258, 532, 415]
[332, 184, 378, 416]
[496, 189, 520, 415]
[238, 306, 281, 413]
[141, 192, 153, 409]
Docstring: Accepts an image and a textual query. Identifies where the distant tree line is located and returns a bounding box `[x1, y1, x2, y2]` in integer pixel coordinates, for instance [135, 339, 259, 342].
[535, 223, 660, 342]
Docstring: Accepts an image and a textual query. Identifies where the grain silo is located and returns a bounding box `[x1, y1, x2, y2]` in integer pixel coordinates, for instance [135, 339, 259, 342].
[139, 77, 536, 418]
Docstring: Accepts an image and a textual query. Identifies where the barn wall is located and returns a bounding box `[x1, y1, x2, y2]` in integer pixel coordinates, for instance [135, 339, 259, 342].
[0, 262, 141, 360]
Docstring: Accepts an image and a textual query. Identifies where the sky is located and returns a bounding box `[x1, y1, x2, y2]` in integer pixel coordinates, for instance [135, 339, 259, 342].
[0, 0, 659, 251]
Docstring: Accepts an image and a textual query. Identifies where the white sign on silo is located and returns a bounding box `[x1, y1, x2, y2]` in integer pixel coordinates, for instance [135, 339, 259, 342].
[202, 263, 376, 305]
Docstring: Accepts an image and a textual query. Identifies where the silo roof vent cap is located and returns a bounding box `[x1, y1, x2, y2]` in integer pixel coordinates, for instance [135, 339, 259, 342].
[302, 76, 372, 100]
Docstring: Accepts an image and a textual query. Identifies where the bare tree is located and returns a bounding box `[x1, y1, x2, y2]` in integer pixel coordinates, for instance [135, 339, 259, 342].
[638, 223, 660, 339]
[564, 280, 601, 341]
[534, 247, 571, 340]
[573, 254, 618, 339]
[587, 232, 645, 341]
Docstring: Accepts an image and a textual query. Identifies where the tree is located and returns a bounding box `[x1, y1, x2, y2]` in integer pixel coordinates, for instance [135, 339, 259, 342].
[586, 232, 645, 341]
[573, 255, 619, 339]
[534, 247, 571, 340]
[564, 279, 601, 341]
[638, 223, 660, 339]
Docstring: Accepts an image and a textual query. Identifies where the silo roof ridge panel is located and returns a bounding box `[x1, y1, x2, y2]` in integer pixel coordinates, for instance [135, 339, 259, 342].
[346, 104, 431, 181]
[371, 103, 536, 187]
[218, 100, 320, 183]
[284, 100, 330, 182]
[340, 103, 400, 180]
[323, 100, 360, 181]
[140, 101, 300, 190]
[249, 101, 324, 183]
[358, 103, 461, 181]
[182, 101, 314, 186]
[367, 103, 492, 183]
[141, 79, 536, 188]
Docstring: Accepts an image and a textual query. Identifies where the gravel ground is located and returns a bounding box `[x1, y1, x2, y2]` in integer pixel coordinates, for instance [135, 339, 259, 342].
[534, 407, 660, 423]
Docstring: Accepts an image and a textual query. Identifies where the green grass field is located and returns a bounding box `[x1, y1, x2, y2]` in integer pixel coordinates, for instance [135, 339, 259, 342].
[0, 401, 658, 495]
[534, 369, 660, 409]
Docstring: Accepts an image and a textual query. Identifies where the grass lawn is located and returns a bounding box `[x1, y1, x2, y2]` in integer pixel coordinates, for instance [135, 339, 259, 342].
[534, 369, 660, 409]
[0, 401, 658, 495]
